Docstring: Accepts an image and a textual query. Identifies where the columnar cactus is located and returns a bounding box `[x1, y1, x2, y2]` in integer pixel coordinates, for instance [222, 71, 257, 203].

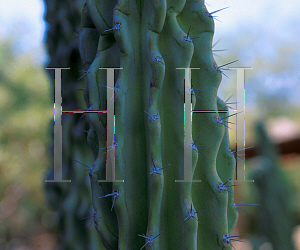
[251, 123, 296, 250]
[79, 0, 242, 249]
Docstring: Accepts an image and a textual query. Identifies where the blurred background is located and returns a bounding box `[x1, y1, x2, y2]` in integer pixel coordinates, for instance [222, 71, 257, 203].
[0, 0, 299, 249]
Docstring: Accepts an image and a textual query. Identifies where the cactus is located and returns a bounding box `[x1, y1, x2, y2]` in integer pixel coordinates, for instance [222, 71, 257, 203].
[250, 123, 296, 250]
[78, 0, 243, 249]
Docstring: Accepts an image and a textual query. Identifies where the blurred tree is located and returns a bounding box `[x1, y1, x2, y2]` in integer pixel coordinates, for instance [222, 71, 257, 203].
[0, 35, 53, 248]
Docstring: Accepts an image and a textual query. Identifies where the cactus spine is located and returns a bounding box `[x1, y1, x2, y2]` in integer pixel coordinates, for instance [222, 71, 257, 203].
[79, 0, 240, 248]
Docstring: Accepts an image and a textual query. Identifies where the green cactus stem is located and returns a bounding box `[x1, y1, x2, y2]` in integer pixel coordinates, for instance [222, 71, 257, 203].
[78, 0, 242, 249]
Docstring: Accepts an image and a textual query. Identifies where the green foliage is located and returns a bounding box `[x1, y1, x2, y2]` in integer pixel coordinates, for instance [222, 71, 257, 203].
[0, 35, 53, 248]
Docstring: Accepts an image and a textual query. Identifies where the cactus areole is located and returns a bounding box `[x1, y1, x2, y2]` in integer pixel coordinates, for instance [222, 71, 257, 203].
[78, 0, 241, 249]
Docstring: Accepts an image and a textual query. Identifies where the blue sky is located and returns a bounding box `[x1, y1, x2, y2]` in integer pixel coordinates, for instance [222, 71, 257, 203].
[0, 0, 46, 62]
